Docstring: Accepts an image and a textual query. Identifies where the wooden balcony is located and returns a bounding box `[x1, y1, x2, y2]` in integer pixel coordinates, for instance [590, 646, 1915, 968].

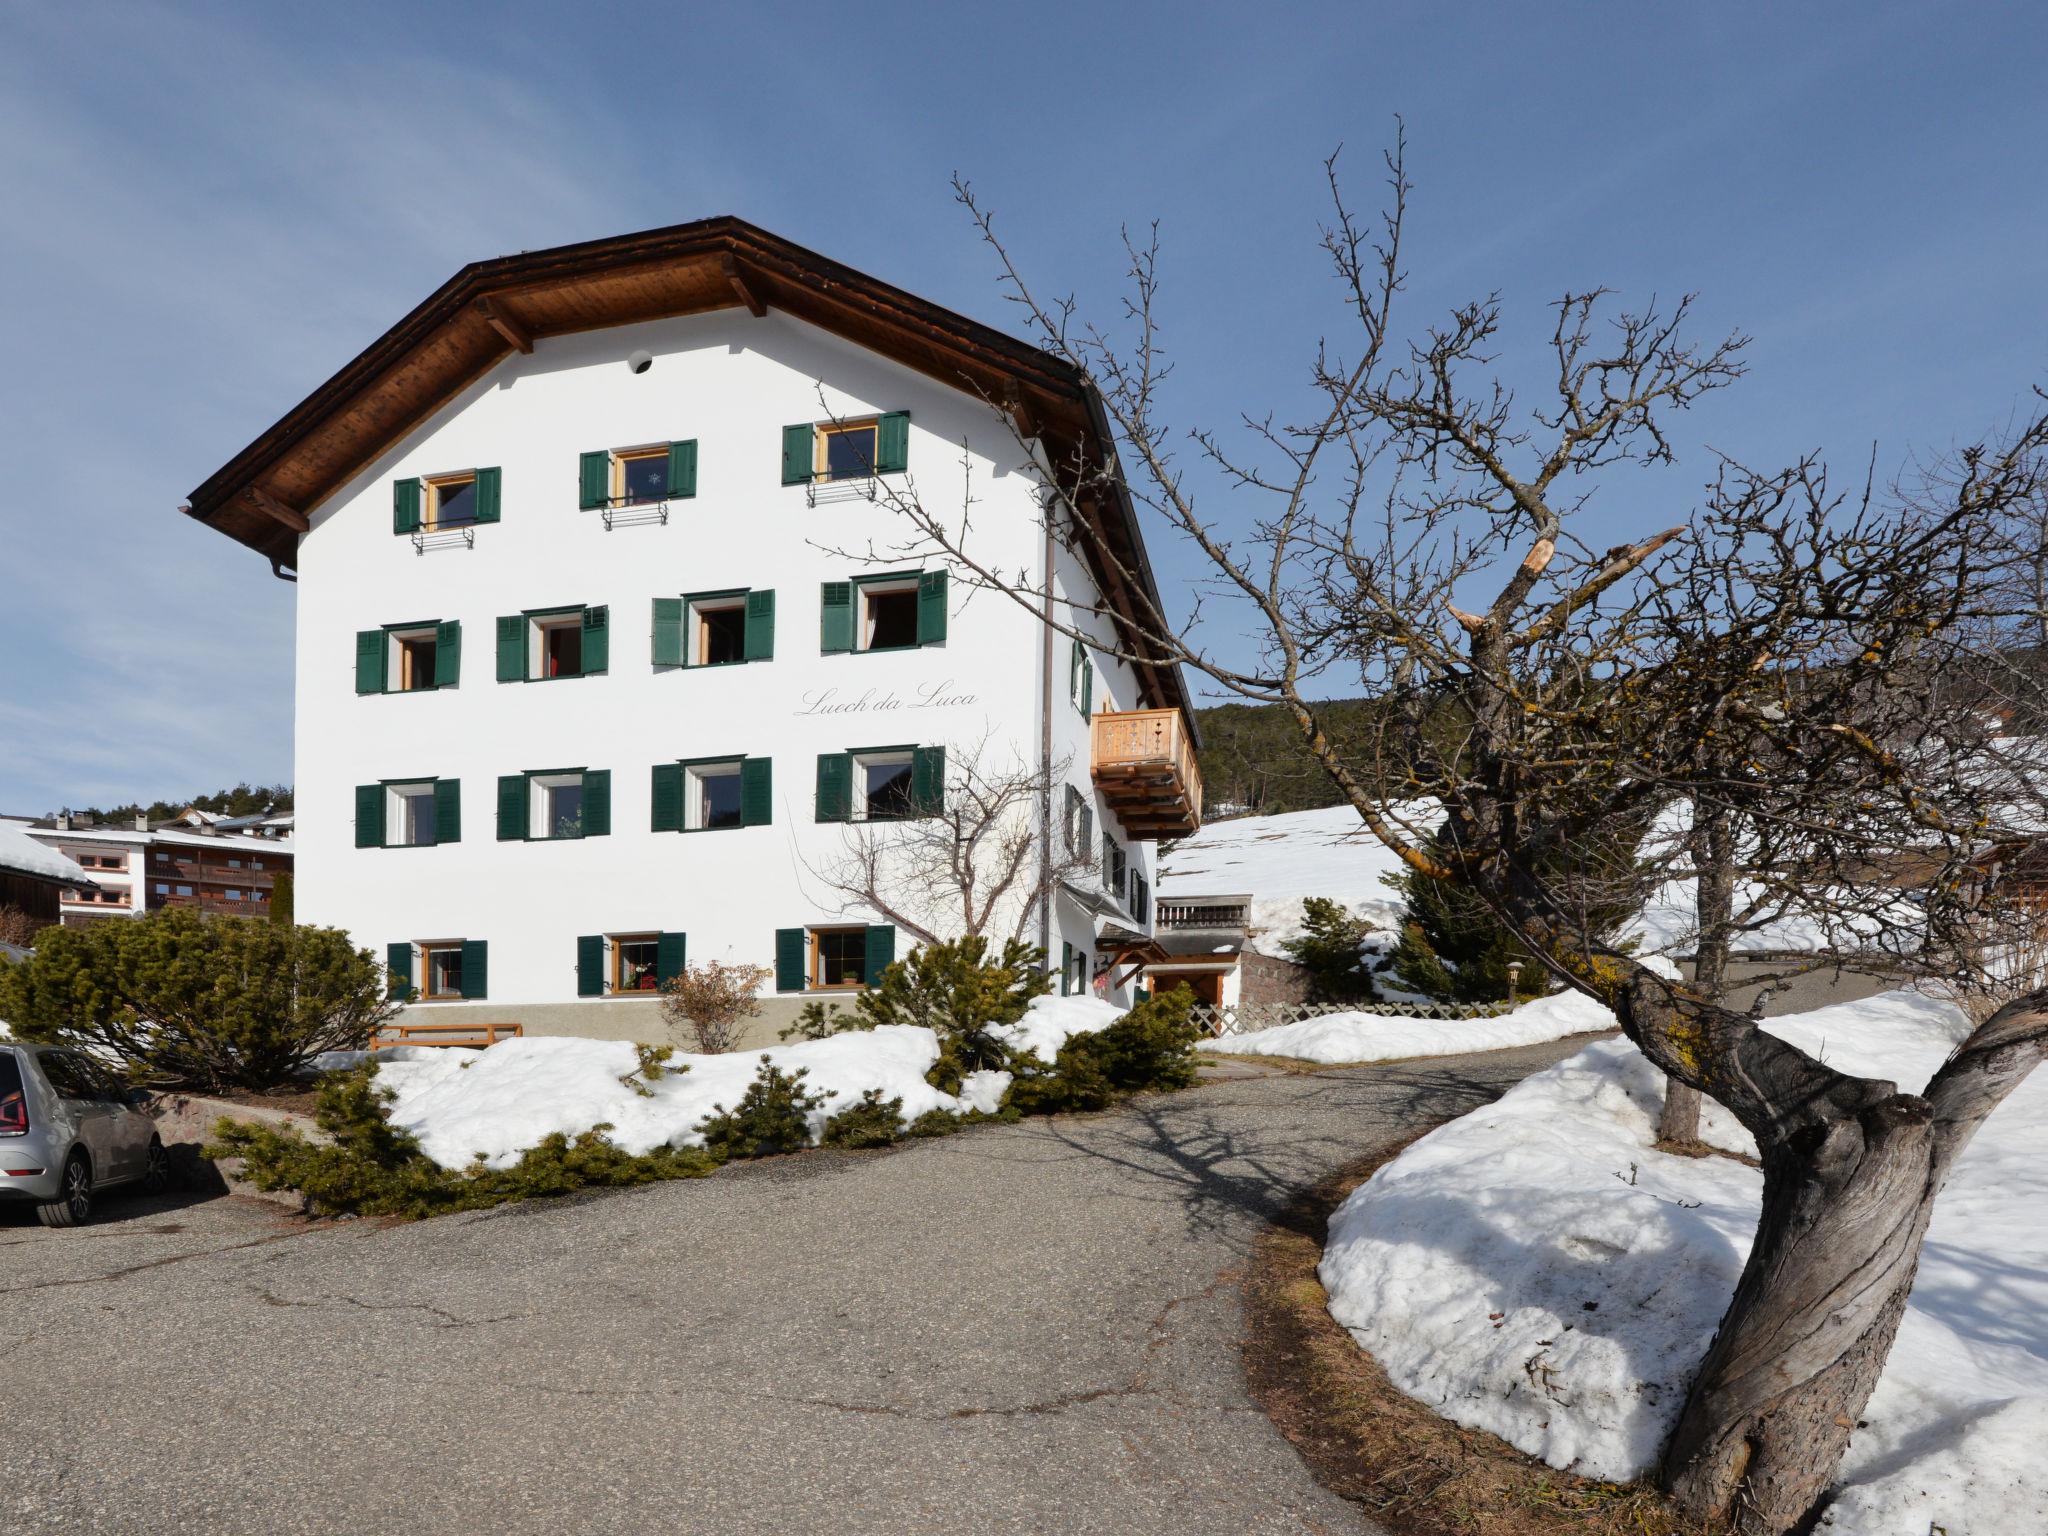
[1090, 708, 1202, 839]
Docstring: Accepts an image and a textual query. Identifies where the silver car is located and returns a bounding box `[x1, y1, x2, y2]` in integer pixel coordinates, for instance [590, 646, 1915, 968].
[0, 1043, 169, 1227]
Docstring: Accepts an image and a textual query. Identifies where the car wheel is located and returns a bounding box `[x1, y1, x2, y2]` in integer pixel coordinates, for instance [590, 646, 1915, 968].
[36, 1153, 92, 1229]
[141, 1137, 171, 1194]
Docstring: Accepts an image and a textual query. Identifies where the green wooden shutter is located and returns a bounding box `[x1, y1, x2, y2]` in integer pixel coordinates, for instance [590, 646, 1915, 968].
[473, 466, 502, 523]
[393, 478, 422, 534]
[579, 450, 611, 510]
[820, 582, 854, 653]
[434, 620, 461, 687]
[1081, 653, 1094, 715]
[876, 411, 910, 473]
[496, 615, 527, 682]
[864, 924, 896, 983]
[581, 605, 609, 674]
[916, 570, 948, 645]
[459, 940, 488, 1000]
[815, 752, 852, 823]
[657, 931, 687, 985]
[775, 928, 807, 992]
[355, 784, 385, 848]
[911, 745, 946, 816]
[576, 935, 604, 998]
[667, 439, 697, 499]
[781, 424, 813, 484]
[741, 756, 772, 826]
[1069, 636, 1082, 702]
[650, 763, 683, 832]
[433, 778, 461, 845]
[582, 769, 610, 837]
[496, 774, 529, 841]
[355, 630, 386, 695]
[652, 597, 684, 667]
[744, 589, 775, 661]
[386, 942, 412, 1000]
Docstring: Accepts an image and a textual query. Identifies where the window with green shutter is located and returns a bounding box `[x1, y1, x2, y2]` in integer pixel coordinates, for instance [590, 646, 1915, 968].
[355, 784, 385, 848]
[434, 620, 461, 686]
[774, 928, 807, 992]
[741, 756, 772, 827]
[652, 597, 684, 667]
[580, 605, 609, 674]
[657, 931, 687, 985]
[504, 606, 601, 681]
[514, 768, 602, 840]
[385, 942, 413, 1001]
[650, 762, 683, 832]
[744, 589, 775, 661]
[1071, 637, 1094, 717]
[579, 450, 611, 511]
[582, 769, 611, 837]
[864, 924, 897, 982]
[666, 439, 697, 499]
[576, 934, 605, 998]
[392, 478, 422, 535]
[916, 570, 948, 645]
[819, 582, 855, 653]
[781, 424, 813, 485]
[910, 746, 946, 817]
[815, 752, 853, 823]
[676, 758, 747, 831]
[458, 939, 489, 1000]
[355, 630, 386, 695]
[375, 621, 449, 694]
[496, 615, 527, 682]
[497, 774, 530, 842]
[432, 778, 462, 845]
[876, 411, 910, 474]
[472, 466, 502, 524]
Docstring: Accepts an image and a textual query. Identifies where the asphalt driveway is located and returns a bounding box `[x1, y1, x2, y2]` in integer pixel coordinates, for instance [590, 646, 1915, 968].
[0, 1039, 1593, 1536]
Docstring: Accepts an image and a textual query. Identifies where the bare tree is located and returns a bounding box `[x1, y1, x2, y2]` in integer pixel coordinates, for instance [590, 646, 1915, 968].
[659, 960, 774, 1053]
[800, 730, 1101, 947]
[850, 135, 2048, 1533]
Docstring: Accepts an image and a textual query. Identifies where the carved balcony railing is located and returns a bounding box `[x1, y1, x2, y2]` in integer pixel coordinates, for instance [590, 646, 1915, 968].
[1090, 708, 1202, 840]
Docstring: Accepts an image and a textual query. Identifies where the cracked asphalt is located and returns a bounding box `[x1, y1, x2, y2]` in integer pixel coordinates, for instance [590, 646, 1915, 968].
[0, 1039, 1594, 1536]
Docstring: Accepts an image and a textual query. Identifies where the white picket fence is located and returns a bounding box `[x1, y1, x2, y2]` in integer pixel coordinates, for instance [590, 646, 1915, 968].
[1191, 999, 1515, 1037]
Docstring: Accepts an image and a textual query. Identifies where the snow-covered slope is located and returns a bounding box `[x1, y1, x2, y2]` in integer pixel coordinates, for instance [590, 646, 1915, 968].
[1158, 803, 1436, 956]
[1319, 990, 2047, 1533]
[1196, 991, 1614, 1064]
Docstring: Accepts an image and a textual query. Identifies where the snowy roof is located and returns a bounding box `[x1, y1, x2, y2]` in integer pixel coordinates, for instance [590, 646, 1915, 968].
[21, 825, 293, 857]
[0, 821, 93, 887]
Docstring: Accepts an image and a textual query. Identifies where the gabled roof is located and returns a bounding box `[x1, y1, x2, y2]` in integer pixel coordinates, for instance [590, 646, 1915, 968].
[182, 217, 1193, 723]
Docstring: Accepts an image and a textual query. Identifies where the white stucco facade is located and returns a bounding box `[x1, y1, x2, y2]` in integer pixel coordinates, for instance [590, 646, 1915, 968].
[294, 305, 1168, 1033]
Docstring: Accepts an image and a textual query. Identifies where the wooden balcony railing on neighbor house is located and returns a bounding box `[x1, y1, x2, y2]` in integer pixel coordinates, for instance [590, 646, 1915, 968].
[1090, 708, 1203, 839]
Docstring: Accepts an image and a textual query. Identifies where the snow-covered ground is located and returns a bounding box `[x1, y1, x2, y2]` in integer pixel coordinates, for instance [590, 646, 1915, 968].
[1158, 803, 1435, 957]
[1319, 990, 2048, 1533]
[1195, 990, 1615, 1065]
[339, 995, 1126, 1170]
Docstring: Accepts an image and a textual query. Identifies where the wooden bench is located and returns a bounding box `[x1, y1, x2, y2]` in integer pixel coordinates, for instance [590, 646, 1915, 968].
[372, 1021, 524, 1050]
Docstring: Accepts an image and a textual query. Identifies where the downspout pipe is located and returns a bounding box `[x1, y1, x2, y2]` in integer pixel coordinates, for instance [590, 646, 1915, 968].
[1038, 493, 1056, 967]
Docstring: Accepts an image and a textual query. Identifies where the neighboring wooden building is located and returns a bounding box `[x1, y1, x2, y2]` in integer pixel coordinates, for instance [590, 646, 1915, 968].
[0, 821, 95, 933]
[22, 817, 295, 926]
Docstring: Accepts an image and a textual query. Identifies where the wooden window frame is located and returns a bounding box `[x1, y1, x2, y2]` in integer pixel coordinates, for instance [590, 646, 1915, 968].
[612, 445, 670, 506]
[815, 419, 881, 483]
[419, 941, 465, 1001]
[389, 624, 440, 693]
[686, 591, 749, 667]
[809, 925, 869, 990]
[610, 932, 661, 994]
[856, 577, 921, 653]
[423, 473, 479, 532]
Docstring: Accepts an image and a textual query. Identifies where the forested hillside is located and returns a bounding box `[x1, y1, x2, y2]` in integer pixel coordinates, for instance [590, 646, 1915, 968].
[49, 782, 294, 824]
[1192, 699, 1375, 816]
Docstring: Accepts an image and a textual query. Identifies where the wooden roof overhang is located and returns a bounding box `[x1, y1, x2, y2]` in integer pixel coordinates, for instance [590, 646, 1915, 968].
[183, 216, 1194, 728]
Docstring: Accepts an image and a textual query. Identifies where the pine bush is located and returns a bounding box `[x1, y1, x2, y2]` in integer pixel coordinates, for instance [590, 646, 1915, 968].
[696, 1057, 825, 1159]
[1006, 990, 1201, 1115]
[842, 936, 1050, 1092]
[819, 1088, 904, 1148]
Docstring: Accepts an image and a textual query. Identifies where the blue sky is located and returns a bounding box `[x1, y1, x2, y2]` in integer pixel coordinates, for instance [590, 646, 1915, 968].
[1, 1, 2042, 815]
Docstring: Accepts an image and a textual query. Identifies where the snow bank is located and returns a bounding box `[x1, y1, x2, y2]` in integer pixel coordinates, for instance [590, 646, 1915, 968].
[358, 996, 1117, 1170]
[1157, 803, 1437, 957]
[987, 994, 1124, 1063]
[1196, 991, 1615, 1065]
[1319, 990, 2048, 1533]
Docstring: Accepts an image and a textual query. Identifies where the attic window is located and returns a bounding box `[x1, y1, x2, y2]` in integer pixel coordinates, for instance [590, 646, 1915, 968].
[617, 449, 669, 506]
[819, 421, 879, 482]
[426, 474, 477, 529]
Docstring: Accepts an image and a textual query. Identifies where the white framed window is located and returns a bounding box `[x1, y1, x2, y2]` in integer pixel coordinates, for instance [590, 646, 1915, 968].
[531, 612, 583, 680]
[853, 750, 915, 822]
[529, 773, 586, 840]
[858, 578, 920, 652]
[388, 624, 441, 692]
[688, 595, 748, 666]
[686, 760, 745, 831]
[387, 782, 438, 847]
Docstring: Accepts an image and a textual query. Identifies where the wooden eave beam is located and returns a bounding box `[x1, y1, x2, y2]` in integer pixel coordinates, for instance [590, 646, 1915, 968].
[721, 253, 767, 317]
[473, 296, 534, 353]
[245, 486, 309, 534]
